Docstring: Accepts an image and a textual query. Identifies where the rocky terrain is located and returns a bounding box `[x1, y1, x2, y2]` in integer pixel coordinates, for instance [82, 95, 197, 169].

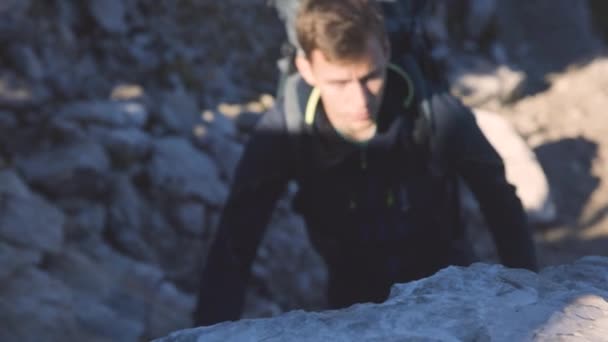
[156, 256, 608, 342]
[0, 0, 607, 341]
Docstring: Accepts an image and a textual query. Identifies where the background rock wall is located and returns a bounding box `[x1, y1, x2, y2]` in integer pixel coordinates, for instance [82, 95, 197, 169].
[0, 1, 607, 340]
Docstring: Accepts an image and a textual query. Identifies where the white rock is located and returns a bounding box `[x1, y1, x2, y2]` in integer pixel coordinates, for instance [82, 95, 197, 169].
[473, 109, 556, 224]
[155, 257, 608, 342]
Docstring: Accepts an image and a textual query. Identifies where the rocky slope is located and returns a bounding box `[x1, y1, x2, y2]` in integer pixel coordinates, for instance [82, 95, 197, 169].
[156, 257, 608, 342]
[0, 0, 607, 341]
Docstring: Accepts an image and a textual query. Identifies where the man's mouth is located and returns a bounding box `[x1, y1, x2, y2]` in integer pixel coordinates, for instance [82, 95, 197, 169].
[353, 112, 371, 121]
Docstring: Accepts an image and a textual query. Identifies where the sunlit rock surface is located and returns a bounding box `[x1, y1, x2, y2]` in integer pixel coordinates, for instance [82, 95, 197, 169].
[156, 257, 608, 342]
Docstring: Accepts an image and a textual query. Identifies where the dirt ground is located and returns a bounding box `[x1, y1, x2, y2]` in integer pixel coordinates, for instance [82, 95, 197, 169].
[485, 58, 608, 268]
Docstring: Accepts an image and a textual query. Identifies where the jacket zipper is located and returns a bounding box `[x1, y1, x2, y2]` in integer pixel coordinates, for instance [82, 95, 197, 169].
[360, 146, 367, 170]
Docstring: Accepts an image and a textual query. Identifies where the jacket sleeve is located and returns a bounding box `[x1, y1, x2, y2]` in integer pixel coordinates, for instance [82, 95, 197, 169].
[194, 105, 292, 326]
[431, 93, 538, 271]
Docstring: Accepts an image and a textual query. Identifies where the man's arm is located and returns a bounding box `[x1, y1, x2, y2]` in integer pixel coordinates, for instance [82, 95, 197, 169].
[194, 105, 292, 326]
[432, 93, 538, 271]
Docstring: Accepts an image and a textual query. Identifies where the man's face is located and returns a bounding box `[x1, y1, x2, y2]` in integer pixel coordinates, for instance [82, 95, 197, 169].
[296, 36, 390, 141]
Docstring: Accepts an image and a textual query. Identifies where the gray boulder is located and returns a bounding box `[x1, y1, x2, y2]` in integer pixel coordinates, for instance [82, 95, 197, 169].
[107, 175, 157, 262]
[93, 127, 153, 166]
[167, 200, 207, 236]
[45, 240, 194, 340]
[0, 193, 64, 253]
[58, 198, 106, 241]
[146, 137, 227, 206]
[156, 90, 201, 135]
[155, 256, 608, 342]
[0, 168, 30, 197]
[87, 0, 128, 34]
[16, 141, 111, 198]
[57, 100, 148, 129]
[0, 110, 18, 130]
[0, 241, 41, 280]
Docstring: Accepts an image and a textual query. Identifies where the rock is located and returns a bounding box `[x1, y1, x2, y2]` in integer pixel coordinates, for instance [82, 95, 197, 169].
[168, 201, 207, 236]
[57, 100, 148, 129]
[496, 1, 601, 77]
[87, 0, 128, 34]
[94, 127, 153, 165]
[0, 266, 143, 342]
[107, 175, 157, 262]
[69, 295, 145, 342]
[0, 72, 49, 109]
[144, 281, 196, 340]
[155, 257, 608, 342]
[8, 44, 45, 80]
[473, 109, 556, 224]
[16, 141, 111, 199]
[156, 90, 201, 135]
[0, 110, 18, 130]
[106, 174, 204, 288]
[48, 116, 88, 142]
[0, 268, 92, 342]
[0, 241, 41, 280]
[201, 110, 237, 138]
[194, 111, 244, 179]
[0, 0, 32, 18]
[0, 193, 64, 253]
[449, 58, 525, 107]
[0, 168, 31, 198]
[245, 210, 327, 317]
[234, 111, 262, 133]
[196, 133, 244, 181]
[45, 240, 193, 340]
[58, 199, 106, 241]
[110, 84, 145, 101]
[467, 0, 497, 40]
[146, 137, 227, 206]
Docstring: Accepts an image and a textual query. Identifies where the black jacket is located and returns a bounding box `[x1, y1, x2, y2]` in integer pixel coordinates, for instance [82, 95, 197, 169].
[194, 66, 537, 326]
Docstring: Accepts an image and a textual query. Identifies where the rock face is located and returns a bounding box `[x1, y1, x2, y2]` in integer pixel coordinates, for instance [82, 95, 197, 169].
[155, 256, 608, 342]
[0, 0, 605, 341]
[473, 110, 556, 225]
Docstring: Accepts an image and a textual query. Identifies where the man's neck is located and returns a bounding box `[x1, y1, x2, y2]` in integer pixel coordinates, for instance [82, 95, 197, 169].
[335, 124, 378, 144]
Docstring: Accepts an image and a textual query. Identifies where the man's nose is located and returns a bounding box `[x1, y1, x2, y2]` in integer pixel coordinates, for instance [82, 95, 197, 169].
[349, 81, 371, 109]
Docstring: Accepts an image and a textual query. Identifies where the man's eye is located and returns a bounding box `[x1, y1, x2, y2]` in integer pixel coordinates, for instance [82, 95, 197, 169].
[364, 71, 383, 82]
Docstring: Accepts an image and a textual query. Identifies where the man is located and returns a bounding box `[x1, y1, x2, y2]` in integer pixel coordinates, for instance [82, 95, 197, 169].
[195, 0, 537, 326]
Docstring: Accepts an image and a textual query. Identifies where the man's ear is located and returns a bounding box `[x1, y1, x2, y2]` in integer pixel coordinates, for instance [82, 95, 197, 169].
[295, 54, 316, 86]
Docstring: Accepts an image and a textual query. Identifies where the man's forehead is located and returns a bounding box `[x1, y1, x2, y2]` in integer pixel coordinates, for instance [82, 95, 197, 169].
[308, 37, 389, 67]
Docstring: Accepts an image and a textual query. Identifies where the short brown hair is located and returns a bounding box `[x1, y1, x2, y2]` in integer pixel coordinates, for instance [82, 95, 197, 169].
[295, 0, 387, 61]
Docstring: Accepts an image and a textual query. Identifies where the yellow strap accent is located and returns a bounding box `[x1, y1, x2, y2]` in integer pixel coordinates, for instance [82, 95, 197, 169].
[387, 63, 415, 109]
[386, 190, 395, 207]
[304, 87, 321, 126]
